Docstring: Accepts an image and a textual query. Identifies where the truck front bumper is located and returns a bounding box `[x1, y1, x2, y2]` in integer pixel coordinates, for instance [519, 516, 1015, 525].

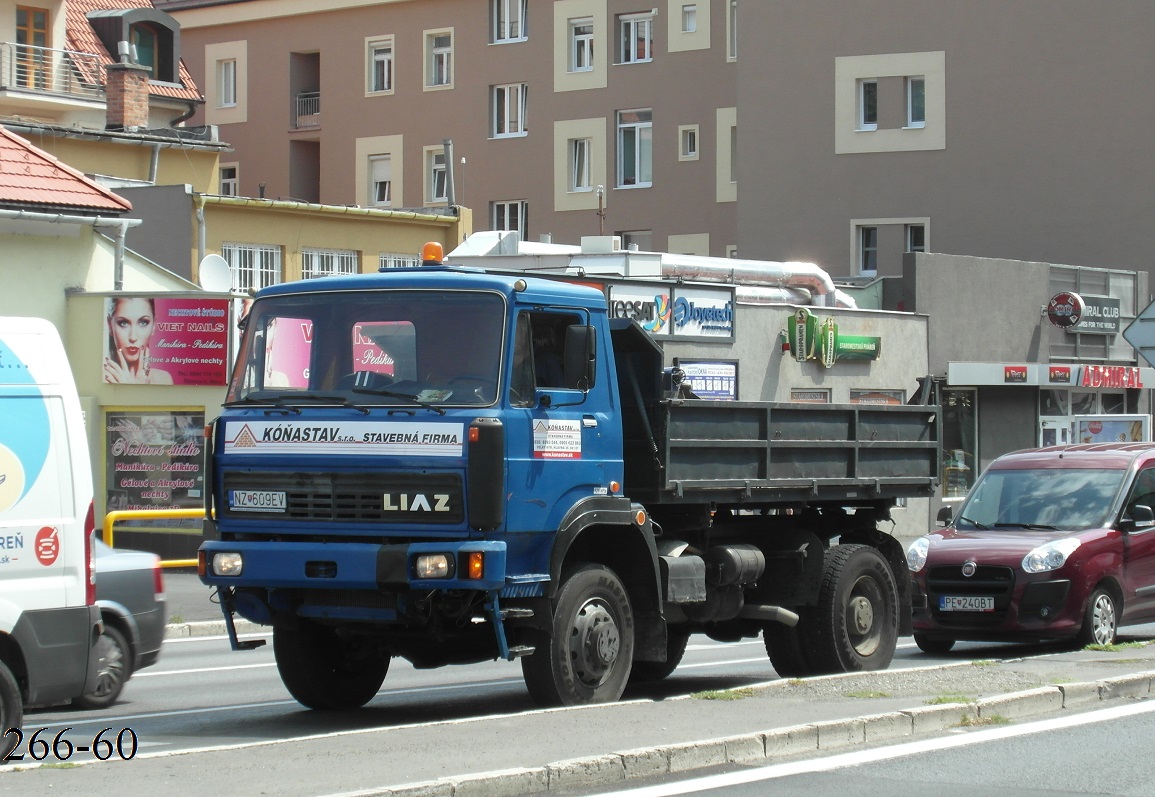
[199, 539, 508, 592]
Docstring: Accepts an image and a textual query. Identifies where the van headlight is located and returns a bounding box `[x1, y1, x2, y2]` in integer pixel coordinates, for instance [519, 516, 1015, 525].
[212, 552, 244, 576]
[1022, 538, 1081, 574]
[906, 537, 930, 573]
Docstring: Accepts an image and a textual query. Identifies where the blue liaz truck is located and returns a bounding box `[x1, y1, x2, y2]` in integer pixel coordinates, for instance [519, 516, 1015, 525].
[199, 254, 940, 709]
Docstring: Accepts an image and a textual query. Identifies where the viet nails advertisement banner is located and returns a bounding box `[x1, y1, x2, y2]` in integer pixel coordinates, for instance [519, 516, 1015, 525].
[104, 296, 230, 386]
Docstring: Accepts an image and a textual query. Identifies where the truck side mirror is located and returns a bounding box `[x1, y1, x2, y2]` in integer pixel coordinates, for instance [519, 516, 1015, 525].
[563, 325, 596, 391]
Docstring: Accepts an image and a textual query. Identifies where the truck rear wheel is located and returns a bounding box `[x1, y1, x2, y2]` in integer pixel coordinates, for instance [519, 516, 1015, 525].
[522, 564, 635, 706]
[805, 545, 898, 674]
[273, 622, 389, 710]
[629, 628, 690, 683]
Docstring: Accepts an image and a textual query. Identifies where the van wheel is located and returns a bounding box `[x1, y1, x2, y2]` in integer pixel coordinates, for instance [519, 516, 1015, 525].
[74, 625, 130, 709]
[914, 634, 956, 654]
[274, 622, 389, 710]
[0, 661, 22, 756]
[1076, 588, 1118, 647]
[522, 564, 635, 706]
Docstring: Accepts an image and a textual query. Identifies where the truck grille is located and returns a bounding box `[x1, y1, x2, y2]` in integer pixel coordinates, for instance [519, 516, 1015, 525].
[222, 471, 464, 524]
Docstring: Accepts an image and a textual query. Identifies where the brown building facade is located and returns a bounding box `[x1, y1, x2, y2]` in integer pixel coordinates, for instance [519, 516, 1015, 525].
[158, 0, 740, 257]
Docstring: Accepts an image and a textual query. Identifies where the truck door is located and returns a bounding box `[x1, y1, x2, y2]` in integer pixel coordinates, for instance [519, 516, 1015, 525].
[505, 310, 622, 533]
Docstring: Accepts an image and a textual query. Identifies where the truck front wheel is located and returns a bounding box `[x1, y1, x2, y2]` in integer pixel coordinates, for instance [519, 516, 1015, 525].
[273, 622, 389, 710]
[522, 564, 635, 706]
[804, 545, 898, 674]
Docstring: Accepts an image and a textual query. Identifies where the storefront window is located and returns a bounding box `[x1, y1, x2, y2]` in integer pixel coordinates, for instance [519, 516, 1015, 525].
[942, 388, 976, 499]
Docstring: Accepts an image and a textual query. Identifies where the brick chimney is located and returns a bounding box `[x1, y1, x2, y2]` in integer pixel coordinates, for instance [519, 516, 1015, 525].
[105, 62, 152, 131]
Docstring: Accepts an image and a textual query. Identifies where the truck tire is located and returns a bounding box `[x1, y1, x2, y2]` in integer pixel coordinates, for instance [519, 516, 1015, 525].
[73, 624, 130, 709]
[763, 622, 813, 677]
[0, 660, 21, 752]
[521, 564, 635, 706]
[804, 545, 898, 674]
[629, 629, 690, 683]
[273, 622, 389, 710]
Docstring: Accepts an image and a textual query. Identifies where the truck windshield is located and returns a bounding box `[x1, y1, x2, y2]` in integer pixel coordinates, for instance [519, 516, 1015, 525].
[227, 290, 506, 407]
[956, 467, 1126, 531]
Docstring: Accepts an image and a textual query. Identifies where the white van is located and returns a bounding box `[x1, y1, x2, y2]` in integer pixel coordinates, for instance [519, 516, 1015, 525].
[0, 318, 101, 733]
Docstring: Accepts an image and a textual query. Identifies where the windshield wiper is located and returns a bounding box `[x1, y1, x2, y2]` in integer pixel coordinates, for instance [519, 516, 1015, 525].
[225, 392, 369, 415]
[992, 522, 1060, 530]
[957, 515, 990, 530]
[351, 387, 446, 415]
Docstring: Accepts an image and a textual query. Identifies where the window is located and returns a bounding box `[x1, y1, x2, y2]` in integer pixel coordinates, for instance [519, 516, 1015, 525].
[493, 200, 528, 240]
[426, 31, 453, 87]
[859, 226, 878, 274]
[15, 6, 49, 89]
[428, 149, 448, 202]
[492, 83, 527, 137]
[858, 79, 877, 131]
[130, 23, 159, 78]
[491, 0, 526, 43]
[727, 0, 737, 60]
[906, 76, 925, 128]
[679, 125, 698, 160]
[942, 388, 976, 499]
[570, 18, 594, 72]
[219, 164, 238, 196]
[618, 12, 654, 64]
[302, 248, 359, 279]
[368, 39, 393, 93]
[729, 124, 738, 182]
[570, 138, 592, 191]
[617, 109, 652, 188]
[380, 252, 420, 269]
[620, 230, 652, 251]
[218, 59, 237, 107]
[682, 5, 697, 33]
[221, 243, 282, 291]
[369, 155, 392, 206]
[906, 224, 925, 253]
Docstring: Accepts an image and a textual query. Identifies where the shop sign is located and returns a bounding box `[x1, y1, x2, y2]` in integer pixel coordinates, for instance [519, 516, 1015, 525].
[1080, 365, 1143, 389]
[787, 309, 881, 368]
[1046, 292, 1084, 328]
[1004, 366, 1028, 383]
[106, 410, 205, 511]
[1048, 366, 1072, 384]
[606, 284, 733, 339]
[1073, 296, 1121, 334]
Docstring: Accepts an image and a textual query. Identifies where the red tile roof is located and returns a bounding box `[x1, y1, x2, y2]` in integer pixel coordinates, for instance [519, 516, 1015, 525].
[0, 126, 132, 213]
[66, 0, 203, 103]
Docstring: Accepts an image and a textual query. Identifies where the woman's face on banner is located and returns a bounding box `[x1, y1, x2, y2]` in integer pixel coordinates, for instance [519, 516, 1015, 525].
[109, 298, 155, 365]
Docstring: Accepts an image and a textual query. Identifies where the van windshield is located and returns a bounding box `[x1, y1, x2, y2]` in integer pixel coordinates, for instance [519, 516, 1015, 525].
[956, 467, 1127, 531]
[227, 290, 506, 407]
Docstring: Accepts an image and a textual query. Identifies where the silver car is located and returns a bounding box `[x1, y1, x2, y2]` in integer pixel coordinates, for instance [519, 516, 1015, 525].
[74, 539, 167, 709]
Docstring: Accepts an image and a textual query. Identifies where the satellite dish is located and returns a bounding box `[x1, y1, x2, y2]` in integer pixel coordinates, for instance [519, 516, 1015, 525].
[198, 254, 233, 293]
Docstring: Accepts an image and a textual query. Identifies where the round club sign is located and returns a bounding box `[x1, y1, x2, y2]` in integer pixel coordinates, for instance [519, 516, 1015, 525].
[1047, 292, 1084, 329]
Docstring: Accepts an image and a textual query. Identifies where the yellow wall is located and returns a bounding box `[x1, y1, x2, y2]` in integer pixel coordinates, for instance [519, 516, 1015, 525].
[14, 135, 223, 193]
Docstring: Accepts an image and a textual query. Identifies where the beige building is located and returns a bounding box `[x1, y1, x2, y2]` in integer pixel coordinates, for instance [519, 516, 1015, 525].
[157, 0, 740, 257]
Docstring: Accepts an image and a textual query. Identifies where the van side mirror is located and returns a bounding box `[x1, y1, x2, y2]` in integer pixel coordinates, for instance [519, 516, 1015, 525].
[563, 325, 596, 391]
[936, 505, 953, 526]
[1127, 504, 1155, 530]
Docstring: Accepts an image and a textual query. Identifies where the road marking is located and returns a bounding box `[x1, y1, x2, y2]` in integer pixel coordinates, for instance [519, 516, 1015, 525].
[579, 700, 1155, 796]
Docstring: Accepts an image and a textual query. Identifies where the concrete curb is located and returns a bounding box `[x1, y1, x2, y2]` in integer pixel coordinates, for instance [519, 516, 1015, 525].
[375, 669, 1155, 797]
[164, 619, 263, 639]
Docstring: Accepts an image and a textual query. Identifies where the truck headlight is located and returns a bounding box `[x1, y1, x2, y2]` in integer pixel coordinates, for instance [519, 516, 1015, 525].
[213, 552, 244, 576]
[906, 537, 930, 573]
[414, 553, 454, 579]
[1022, 538, 1081, 574]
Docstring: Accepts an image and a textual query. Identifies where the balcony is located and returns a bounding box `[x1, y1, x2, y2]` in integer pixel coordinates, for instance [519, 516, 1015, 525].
[0, 42, 105, 102]
[294, 91, 319, 129]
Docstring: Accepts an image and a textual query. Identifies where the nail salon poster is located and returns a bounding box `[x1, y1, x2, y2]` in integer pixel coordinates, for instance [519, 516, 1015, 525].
[104, 296, 230, 386]
[105, 410, 206, 511]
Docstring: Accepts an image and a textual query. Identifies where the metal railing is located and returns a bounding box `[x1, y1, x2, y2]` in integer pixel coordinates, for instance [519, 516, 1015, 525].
[0, 42, 105, 101]
[103, 508, 205, 569]
[294, 91, 320, 128]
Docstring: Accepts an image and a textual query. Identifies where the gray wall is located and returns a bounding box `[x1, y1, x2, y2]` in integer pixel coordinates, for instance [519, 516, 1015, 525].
[119, 184, 196, 280]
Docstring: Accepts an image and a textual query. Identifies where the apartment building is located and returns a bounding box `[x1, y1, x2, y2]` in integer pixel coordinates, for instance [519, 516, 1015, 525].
[156, 0, 740, 257]
[739, 1, 1155, 280]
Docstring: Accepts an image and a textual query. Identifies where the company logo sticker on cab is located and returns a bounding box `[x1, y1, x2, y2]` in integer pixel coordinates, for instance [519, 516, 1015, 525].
[34, 526, 59, 566]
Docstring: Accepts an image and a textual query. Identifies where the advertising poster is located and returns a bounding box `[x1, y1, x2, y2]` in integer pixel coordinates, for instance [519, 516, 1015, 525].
[1074, 415, 1151, 444]
[104, 296, 230, 386]
[680, 360, 737, 400]
[106, 410, 205, 512]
